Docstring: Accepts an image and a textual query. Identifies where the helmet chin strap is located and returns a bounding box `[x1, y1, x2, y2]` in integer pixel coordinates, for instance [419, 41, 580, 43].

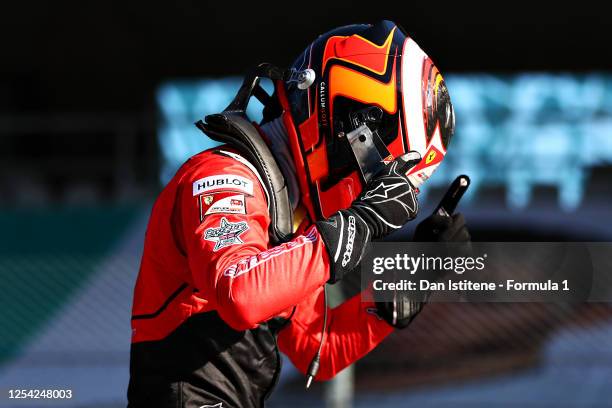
[260, 118, 301, 211]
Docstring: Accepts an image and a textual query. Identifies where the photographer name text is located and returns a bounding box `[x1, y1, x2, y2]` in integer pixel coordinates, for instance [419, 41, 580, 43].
[372, 279, 570, 292]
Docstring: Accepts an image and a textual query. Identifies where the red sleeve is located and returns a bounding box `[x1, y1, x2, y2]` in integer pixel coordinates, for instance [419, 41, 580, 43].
[178, 153, 330, 331]
[277, 287, 394, 381]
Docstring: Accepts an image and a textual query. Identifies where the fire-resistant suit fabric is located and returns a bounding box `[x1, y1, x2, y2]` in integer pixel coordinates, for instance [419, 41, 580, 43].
[128, 148, 393, 408]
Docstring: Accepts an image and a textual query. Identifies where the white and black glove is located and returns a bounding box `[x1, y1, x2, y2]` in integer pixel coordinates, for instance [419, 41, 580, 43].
[317, 152, 421, 283]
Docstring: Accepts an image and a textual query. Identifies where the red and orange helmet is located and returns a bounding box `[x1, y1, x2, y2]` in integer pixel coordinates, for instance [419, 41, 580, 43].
[275, 20, 455, 220]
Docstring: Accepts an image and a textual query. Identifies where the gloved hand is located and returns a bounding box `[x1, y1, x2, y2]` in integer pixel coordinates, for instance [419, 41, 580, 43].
[414, 213, 471, 242]
[317, 152, 421, 283]
[375, 289, 428, 329]
[375, 207, 472, 328]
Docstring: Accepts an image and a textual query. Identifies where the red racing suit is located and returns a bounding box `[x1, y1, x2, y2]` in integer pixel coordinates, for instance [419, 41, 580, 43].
[128, 148, 393, 408]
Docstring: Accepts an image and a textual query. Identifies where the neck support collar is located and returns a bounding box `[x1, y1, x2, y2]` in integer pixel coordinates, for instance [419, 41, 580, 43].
[195, 64, 293, 244]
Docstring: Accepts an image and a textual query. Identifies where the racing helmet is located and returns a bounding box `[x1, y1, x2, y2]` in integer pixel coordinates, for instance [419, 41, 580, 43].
[275, 20, 455, 220]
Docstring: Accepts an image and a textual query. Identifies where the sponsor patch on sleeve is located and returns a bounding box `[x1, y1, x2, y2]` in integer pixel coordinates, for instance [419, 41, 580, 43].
[192, 174, 254, 196]
[204, 217, 249, 252]
[198, 193, 246, 221]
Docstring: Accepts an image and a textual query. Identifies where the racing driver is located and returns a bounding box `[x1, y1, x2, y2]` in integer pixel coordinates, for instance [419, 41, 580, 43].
[128, 20, 469, 408]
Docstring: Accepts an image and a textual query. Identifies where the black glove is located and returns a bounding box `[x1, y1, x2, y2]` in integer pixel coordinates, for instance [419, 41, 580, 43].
[317, 152, 421, 283]
[414, 213, 470, 242]
[375, 211, 472, 329]
[375, 290, 428, 329]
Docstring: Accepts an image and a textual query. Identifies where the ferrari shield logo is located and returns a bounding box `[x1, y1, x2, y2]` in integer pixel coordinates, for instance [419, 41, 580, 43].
[425, 150, 437, 164]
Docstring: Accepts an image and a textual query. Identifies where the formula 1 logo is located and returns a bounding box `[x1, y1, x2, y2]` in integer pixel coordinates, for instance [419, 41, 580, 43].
[204, 217, 249, 252]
